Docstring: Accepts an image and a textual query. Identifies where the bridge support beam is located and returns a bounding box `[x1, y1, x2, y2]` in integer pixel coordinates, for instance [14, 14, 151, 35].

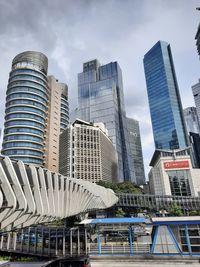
[185, 224, 192, 255]
[129, 225, 133, 255]
[70, 229, 72, 256]
[77, 228, 80, 256]
[97, 224, 101, 255]
[63, 228, 65, 256]
[85, 228, 88, 254]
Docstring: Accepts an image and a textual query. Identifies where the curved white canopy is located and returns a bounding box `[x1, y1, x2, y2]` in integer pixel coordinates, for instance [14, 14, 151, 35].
[0, 156, 118, 231]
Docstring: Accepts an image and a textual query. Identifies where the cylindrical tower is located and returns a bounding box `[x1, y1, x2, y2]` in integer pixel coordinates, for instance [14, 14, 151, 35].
[1, 51, 48, 165]
[60, 83, 69, 132]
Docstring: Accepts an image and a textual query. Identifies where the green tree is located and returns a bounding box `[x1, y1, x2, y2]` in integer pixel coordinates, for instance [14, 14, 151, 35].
[115, 207, 126, 217]
[189, 210, 200, 216]
[168, 203, 183, 216]
[97, 181, 143, 194]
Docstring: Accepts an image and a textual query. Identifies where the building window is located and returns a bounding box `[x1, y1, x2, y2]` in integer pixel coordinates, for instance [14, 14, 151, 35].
[168, 170, 191, 196]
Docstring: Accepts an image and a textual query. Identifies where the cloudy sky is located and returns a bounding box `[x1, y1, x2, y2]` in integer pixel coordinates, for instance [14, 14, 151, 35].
[0, 0, 199, 177]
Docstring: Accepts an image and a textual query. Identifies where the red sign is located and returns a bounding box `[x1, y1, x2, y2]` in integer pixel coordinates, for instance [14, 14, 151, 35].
[164, 161, 189, 169]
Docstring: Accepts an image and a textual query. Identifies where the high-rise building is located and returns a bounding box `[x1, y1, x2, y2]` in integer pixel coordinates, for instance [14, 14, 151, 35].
[59, 119, 118, 183]
[60, 83, 69, 132]
[195, 18, 200, 56]
[1, 51, 69, 172]
[184, 107, 200, 134]
[76, 59, 135, 183]
[2, 51, 48, 165]
[192, 80, 200, 125]
[143, 41, 188, 150]
[183, 107, 200, 168]
[126, 117, 145, 185]
[189, 132, 200, 168]
[45, 76, 69, 172]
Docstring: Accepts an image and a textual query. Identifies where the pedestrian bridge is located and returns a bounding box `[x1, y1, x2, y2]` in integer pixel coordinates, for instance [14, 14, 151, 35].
[1, 216, 200, 258]
[0, 156, 118, 231]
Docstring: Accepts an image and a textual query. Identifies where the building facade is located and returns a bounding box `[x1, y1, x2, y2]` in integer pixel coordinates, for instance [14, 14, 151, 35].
[126, 117, 145, 185]
[1, 51, 48, 165]
[60, 83, 69, 132]
[1, 51, 69, 172]
[183, 107, 200, 168]
[59, 119, 118, 183]
[195, 20, 200, 57]
[189, 132, 200, 168]
[143, 41, 188, 150]
[184, 107, 200, 134]
[148, 148, 200, 197]
[76, 59, 135, 182]
[192, 80, 200, 126]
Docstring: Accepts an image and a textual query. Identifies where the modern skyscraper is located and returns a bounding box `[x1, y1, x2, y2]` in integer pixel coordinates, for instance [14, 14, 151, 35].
[184, 107, 200, 134]
[59, 119, 118, 183]
[195, 18, 200, 57]
[76, 59, 135, 182]
[2, 51, 48, 165]
[126, 117, 145, 185]
[1, 51, 69, 172]
[192, 79, 200, 126]
[183, 107, 200, 168]
[45, 76, 69, 172]
[60, 83, 69, 132]
[143, 41, 188, 150]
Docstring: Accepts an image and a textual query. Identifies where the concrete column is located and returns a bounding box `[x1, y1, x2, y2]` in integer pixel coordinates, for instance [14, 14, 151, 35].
[85, 228, 88, 254]
[70, 229, 73, 256]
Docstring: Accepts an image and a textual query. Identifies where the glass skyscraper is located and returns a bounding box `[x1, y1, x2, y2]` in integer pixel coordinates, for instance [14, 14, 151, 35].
[143, 41, 188, 150]
[192, 79, 200, 126]
[1, 51, 69, 172]
[2, 51, 48, 165]
[184, 107, 200, 134]
[77, 59, 135, 182]
[126, 117, 145, 185]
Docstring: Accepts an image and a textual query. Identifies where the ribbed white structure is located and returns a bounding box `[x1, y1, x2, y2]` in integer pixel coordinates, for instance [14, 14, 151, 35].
[0, 156, 118, 231]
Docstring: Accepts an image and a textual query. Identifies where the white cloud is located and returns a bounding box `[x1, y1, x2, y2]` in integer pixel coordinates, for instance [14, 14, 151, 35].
[0, 0, 199, 177]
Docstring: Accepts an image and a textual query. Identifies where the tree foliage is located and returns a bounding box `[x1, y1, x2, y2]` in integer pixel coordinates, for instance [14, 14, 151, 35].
[97, 181, 143, 194]
[168, 203, 183, 216]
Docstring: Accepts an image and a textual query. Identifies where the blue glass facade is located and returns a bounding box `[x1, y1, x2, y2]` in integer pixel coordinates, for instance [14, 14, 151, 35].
[77, 60, 135, 182]
[143, 41, 188, 150]
[1, 51, 48, 165]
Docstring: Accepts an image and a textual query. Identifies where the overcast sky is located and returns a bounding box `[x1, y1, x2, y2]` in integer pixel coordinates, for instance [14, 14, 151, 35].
[0, 0, 200, 177]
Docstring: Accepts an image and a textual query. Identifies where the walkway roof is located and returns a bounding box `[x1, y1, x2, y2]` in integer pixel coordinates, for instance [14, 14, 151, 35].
[152, 216, 200, 225]
[80, 217, 146, 225]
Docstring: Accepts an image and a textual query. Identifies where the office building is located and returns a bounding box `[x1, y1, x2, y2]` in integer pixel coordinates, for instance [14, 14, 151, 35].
[45, 76, 69, 172]
[143, 41, 188, 150]
[59, 119, 118, 183]
[192, 80, 200, 126]
[189, 132, 200, 168]
[148, 148, 200, 197]
[183, 107, 200, 168]
[2, 51, 48, 165]
[60, 83, 69, 132]
[126, 117, 145, 185]
[184, 107, 200, 134]
[195, 20, 200, 56]
[76, 59, 135, 183]
[1, 51, 69, 172]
